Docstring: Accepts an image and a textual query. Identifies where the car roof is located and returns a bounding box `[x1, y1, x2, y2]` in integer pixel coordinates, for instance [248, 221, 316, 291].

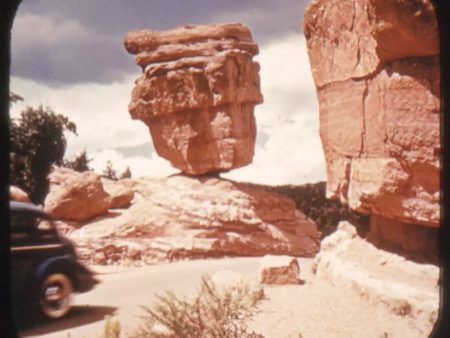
[10, 201, 50, 217]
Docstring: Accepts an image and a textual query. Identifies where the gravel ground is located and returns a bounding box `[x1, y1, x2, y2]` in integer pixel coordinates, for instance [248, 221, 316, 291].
[248, 259, 437, 338]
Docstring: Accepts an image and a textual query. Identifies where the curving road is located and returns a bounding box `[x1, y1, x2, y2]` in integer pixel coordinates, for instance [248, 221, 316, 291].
[17, 257, 310, 338]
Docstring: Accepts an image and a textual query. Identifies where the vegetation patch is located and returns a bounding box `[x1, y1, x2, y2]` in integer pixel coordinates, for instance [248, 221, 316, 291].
[127, 276, 264, 338]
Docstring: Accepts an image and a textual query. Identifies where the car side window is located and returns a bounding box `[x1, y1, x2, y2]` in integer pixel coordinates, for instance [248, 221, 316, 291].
[11, 212, 58, 244]
[10, 212, 36, 244]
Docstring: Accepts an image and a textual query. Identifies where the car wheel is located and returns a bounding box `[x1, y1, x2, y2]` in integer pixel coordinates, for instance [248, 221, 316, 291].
[39, 273, 74, 319]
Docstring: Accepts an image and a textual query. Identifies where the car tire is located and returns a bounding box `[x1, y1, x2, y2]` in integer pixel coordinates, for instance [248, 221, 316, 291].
[39, 272, 74, 319]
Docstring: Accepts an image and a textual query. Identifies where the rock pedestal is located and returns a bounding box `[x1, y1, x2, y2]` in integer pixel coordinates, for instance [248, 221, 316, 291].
[124, 23, 263, 175]
[303, 0, 440, 249]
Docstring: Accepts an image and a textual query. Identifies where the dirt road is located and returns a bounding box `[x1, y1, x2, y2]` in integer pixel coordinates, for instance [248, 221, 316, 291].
[17, 257, 281, 338]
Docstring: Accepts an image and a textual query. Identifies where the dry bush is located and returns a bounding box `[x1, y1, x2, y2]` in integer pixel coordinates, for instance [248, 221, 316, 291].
[129, 276, 264, 338]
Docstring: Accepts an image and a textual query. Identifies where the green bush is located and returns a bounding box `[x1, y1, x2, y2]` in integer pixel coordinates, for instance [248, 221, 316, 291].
[10, 105, 77, 204]
[129, 276, 264, 338]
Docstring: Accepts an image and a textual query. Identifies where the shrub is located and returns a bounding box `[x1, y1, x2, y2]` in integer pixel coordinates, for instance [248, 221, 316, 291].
[129, 276, 264, 338]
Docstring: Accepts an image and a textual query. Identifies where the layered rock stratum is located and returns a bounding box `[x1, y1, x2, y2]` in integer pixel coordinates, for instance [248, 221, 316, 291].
[124, 23, 263, 175]
[303, 0, 440, 231]
[50, 168, 319, 265]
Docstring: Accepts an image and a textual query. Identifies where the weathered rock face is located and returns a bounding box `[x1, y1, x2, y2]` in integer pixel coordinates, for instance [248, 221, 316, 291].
[260, 255, 301, 285]
[10, 186, 30, 202]
[303, 0, 440, 227]
[66, 175, 319, 265]
[314, 222, 439, 325]
[124, 23, 263, 175]
[44, 167, 111, 222]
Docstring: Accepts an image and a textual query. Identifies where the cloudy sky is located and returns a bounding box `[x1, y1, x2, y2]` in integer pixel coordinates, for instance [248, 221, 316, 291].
[10, 0, 325, 185]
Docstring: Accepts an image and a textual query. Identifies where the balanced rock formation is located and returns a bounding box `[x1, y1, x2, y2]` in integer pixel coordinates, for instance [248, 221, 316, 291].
[124, 23, 263, 175]
[303, 0, 440, 246]
[44, 167, 111, 222]
[67, 175, 319, 265]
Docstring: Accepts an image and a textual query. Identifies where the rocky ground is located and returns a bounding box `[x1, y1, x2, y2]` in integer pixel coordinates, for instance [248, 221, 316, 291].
[248, 258, 438, 338]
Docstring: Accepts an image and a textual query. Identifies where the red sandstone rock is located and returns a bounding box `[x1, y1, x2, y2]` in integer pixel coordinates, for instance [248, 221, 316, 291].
[303, 0, 439, 227]
[68, 175, 319, 265]
[124, 23, 263, 175]
[44, 167, 111, 222]
[260, 255, 301, 285]
[101, 178, 134, 209]
[10, 186, 30, 202]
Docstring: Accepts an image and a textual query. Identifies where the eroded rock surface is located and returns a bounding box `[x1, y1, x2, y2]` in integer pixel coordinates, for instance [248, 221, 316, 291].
[101, 178, 134, 209]
[303, 0, 440, 228]
[124, 23, 263, 175]
[313, 222, 439, 325]
[66, 175, 319, 265]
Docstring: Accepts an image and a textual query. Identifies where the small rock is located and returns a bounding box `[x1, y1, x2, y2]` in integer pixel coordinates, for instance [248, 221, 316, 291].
[260, 255, 301, 285]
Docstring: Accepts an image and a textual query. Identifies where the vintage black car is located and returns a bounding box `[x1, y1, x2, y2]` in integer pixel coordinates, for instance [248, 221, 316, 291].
[10, 201, 99, 320]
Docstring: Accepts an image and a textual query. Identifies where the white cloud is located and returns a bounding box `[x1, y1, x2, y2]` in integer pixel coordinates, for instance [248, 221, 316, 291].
[88, 148, 177, 179]
[10, 33, 325, 185]
[223, 34, 325, 185]
[10, 75, 149, 157]
[12, 13, 89, 49]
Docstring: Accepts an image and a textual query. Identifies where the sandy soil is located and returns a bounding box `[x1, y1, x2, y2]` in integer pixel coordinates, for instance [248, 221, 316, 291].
[248, 259, 437, 338]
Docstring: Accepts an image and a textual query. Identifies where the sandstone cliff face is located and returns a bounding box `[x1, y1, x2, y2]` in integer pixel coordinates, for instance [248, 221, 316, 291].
[124, 23, 263, 175]
[65, 175, 319, 265]
[303, 0, 439, 228]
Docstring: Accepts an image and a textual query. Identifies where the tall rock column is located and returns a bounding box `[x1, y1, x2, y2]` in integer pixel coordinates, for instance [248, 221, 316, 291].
[303, 0, 439, 257]
[124, 23, 263, 175]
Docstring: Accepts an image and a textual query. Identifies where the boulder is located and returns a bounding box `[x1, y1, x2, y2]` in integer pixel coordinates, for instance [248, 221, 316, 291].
[10, 186, 30, 202]
[124, 23, 263, 175]
[44, 167, 110, 222]
[303, 0, 440, 228]
[101, 178, 134, 209]
[260, 255, 301, 285]
[68, 175, 320, 265]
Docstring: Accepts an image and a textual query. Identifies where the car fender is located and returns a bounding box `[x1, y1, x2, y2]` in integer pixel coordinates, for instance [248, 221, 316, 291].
[34, 255, 77, 285]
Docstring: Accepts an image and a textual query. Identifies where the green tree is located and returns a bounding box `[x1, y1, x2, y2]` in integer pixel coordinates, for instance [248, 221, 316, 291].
[63, 150, 91, 172]
[102, 160, 118, 180]
[10, 105, 77, 204]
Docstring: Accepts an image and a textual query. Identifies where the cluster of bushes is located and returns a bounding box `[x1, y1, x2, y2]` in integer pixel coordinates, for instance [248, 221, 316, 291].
[248, 181, 369, 239]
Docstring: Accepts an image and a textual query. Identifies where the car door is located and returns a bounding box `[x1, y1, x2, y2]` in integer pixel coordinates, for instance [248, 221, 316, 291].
[10, 211, 64, 301]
